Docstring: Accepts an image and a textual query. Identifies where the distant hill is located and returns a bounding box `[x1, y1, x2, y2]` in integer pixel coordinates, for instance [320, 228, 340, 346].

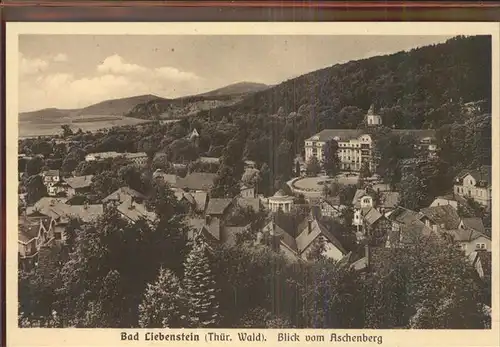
[124, 81, 269, 120]
[19, 82, 268, 123]
[19, 94, 165, 123]
[199, 82, 269, 97]
[78, 94, 164, 116]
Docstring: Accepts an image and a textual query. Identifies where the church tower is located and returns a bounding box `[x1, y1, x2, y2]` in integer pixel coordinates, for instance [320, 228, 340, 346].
[365, 104, 382, 126]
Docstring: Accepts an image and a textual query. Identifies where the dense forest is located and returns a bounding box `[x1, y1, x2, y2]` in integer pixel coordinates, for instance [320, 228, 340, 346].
[129, 35, 491, 130]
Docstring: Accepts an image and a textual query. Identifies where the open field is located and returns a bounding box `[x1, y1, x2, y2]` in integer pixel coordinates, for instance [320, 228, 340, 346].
[18, 114, 150, 138]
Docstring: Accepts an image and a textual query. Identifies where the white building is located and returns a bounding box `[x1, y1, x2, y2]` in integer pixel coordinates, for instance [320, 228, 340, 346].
[304, 105, 437, 172]
[453, 166, 492, 209]
[304, 130, 374, 172]
[365, 104, 382, 126]
[268, 190, 294, 213]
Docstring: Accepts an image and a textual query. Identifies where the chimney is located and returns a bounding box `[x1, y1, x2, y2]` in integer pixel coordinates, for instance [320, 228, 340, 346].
[365, 244, 371, 271]
[308, 220, 312, 234]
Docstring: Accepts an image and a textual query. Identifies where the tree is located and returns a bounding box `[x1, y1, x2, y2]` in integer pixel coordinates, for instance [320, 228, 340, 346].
[211, 135, 245, 198]
[299, 259, 365, 328]
[25, 156, 44, 176]
[306, 156, 321, 176]
[323, 140, 340, 177]
[306, 237, 327, 261]
[90, 171, 124, 200]
[63, 217, 82, 253]
[118, 164, 144, 193]
[18, 244, 65, 327]
[138, 268, 187, 328]
[399, 155, 445, 210]
[364, 236, 490, 329]
[26, 175, 47, 204]
[359, 161, 371, 179]
[183, 238, 221, 327]
[61, 124, 74, 137]
[295, 161, 301, 177]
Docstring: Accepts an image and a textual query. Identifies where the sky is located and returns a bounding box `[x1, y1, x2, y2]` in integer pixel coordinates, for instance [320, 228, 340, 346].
[18, 35, 454, 112]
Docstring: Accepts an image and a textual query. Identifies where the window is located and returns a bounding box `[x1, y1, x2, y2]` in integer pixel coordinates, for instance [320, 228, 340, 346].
[476, 243, 486, 249]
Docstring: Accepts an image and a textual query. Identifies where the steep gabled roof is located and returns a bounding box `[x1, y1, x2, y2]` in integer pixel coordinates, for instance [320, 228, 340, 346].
[102, 187, 146, 204]
[206, 198, 233, 215]
[444, 228, 489, 242]
[64, 175, 94, 190]
[236, 197, 261, 212]
[177, 172, 217, 191]
[461, 217, 486, 234]
[455, 165, 492, 187]
[419, 205, 461, 230]
[361, 207, 383, 225]
[379, 191, 400, 209]
[386, 206, 422, 225]
[295, 219, 346, 256]
[116, 199, 155, 223]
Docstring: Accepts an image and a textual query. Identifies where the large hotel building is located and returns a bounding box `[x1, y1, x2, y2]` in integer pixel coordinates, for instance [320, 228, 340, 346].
[304, 106, 437, 172]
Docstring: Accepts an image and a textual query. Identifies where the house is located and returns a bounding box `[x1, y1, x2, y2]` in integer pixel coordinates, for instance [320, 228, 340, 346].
[429, 194, 467, 209]
[236, 197, 262, 213]
[352, 189, 375, 230]
[419, 205, 461, 232]
[41, 170, 61, 187]
[199, 156, 221, 165]
[18, 216, 54, 260]
[385, 206, 437, 248]
[263, 215, 347, 262]
[240, 184, 255, 198]
[356, 207, 390, 244]
[47, 181, 69, 197]
[268, 189, 294, 213]
[24, 197, 103, 242]
[26, 197, 68, 218]
[244, 160, 257, 169]
[152, 170, 180, 187]
[117, 198, 156, 224]
[365, 104, 382, 126]
[46, 203, 104, 242]
[459, 217, 486, 235]
[188, 128, 200, 141]
[85, 151, 122, 162]
[378, 191, 400, 213]
[177, 172, 218, 192]
[186, 198, 250, 248]
[443, 229, 491, 255]
[102, 187, 146, 205]
[318, 196, 346, 219]
[85, 151, 148, 166]
[385, 219, 437, 249]
[176, 191, 208, 214]
[453, 165, 492, 209]
[124, 152, 148, 166]
[469, 250, 492, 281]
[64, 175, 94, 198]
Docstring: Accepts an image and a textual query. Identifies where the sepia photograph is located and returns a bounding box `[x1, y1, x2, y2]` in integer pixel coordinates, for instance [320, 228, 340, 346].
[5, 22, 498, 345]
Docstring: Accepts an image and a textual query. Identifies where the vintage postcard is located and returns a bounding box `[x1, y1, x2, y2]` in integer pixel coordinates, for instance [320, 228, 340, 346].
[5, 22, 499, 346]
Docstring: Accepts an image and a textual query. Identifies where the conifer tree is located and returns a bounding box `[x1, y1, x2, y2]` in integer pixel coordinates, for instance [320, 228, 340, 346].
[138, 267, 186, 328]
[183, 238, 221, 327]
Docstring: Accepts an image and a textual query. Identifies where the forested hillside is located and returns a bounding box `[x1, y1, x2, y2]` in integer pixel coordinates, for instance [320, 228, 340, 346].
[230, 35, 490, 129]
